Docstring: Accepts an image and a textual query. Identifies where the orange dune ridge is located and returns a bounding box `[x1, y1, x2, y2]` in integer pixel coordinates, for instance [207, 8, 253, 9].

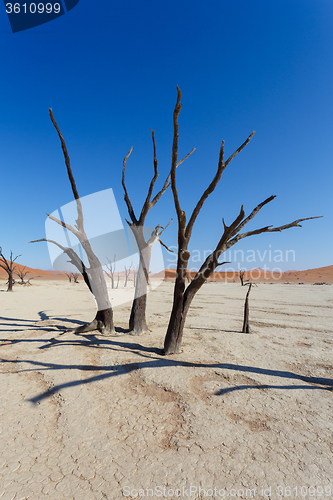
[0, 262, 67, 281]
[1, 262, 332, 284]
[155, 265, 333, 284]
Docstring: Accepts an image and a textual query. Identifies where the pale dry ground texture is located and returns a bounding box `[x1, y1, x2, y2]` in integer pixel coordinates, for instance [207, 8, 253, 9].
[0, 280, 332, 500]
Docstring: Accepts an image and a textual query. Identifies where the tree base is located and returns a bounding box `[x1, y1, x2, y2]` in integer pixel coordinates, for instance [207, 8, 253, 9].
[163, 342, 183, 355]
[62, 309, 114, 336]
[128, 326, 150, 336]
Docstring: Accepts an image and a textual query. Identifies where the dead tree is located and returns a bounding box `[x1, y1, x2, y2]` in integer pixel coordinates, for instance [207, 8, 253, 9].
[238, 269, 248, 286]
[122, 131, 194, 335]
[242, 282, 253, 333]
[133, 267, 138, 288]
[124, 262, 132, 288]
[65, 272, 72, 283]
[30, 109, 114, 335]
[105, 255, 116, 288]
[0, 248, 21, 292]
[16, 266, 32, 285]
[71, 272, 80, 283]
[163, 87, 321, 355]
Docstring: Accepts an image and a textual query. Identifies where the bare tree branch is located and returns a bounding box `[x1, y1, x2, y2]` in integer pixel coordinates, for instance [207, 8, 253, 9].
[122, 147, 138, 225]
[46, 213, 79, 237]
[176, 149, 196, 168]
[159, 239, 174, 252]
[226, 215, 323, 250]
[0, 248, 21, 273]
[214, 206, 246, 256]
[185, 139, 224, 241]
[139, 130, 159, 224]
[170, 85, 183, 223]
[157, 219, 173, 238]
[224, 131, 256, 168]
[29, 238, 92, 293]
[29, 238, 66, 252]
[49, 109, 84, 231]
[185, 131, 255, 241]
[230, 195, 276, 238]
[150, 148, 195, 208]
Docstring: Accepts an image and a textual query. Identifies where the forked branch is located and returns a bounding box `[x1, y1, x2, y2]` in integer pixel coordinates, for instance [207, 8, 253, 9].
[185, 131, 255, 241]
[226, 215, 322, 250]
[122, 129, 194, 227]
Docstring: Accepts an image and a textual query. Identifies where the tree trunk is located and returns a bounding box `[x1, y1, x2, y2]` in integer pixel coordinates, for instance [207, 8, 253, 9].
[129, 295, 148, 335]
[85, 263, 114, 334]
[164, 252, 224, 354]
[128, 229, 152, 335]
[163, 294, 185, 354]
[242, 283, 252, 333]
[163, 255, 189, 354]
[63, 256, 115, 335]
[7, 273, 13, 292]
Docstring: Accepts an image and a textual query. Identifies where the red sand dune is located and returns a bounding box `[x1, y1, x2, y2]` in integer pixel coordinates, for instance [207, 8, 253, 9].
[155, 265, 333, 284]
[1, 262, 332, 284]
[0, 262, 67, 281]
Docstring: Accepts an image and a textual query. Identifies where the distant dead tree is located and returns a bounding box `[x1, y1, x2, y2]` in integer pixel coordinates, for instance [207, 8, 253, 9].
[163, 87, 321, 355]
[242, 282, 255, 333]
[122, 131, 194, 335]
[30, 109, 114, 335]
[238, 269, 248, 286]
[0, 248, 21, 292]
[133, 267, 138, 288]
[16, 266, 33, 285]
[105, 255, 116, 289]
[124, 262, 132, 288]
[65, 271, 80, 283]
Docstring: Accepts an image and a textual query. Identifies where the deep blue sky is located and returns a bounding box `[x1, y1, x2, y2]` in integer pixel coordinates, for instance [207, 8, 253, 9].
[0, 0, 332, 272]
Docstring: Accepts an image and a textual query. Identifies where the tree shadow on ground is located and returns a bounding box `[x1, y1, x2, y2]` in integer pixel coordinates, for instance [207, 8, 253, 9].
[187, 326, 240, 334]
[1, 314, 332, 403]
[0, 311, 88, 333]
[0, 336, 332, 404]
